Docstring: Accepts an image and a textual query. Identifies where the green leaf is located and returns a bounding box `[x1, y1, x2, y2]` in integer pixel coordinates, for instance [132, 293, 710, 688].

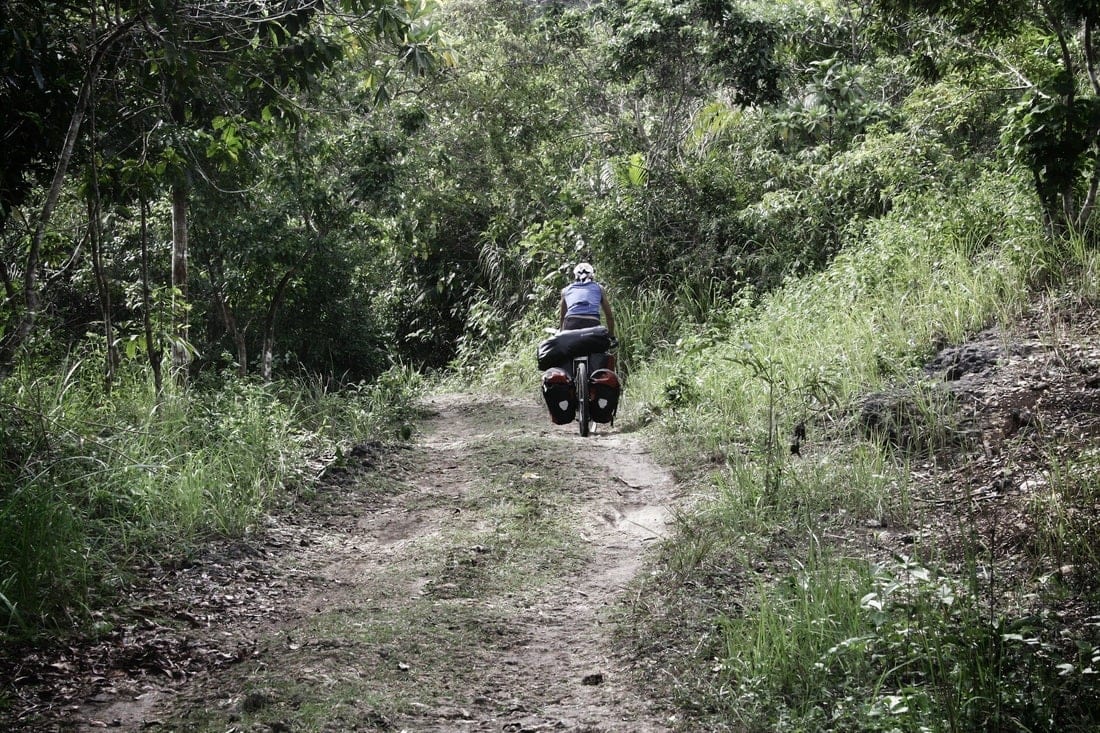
[625, 152, 648, 187]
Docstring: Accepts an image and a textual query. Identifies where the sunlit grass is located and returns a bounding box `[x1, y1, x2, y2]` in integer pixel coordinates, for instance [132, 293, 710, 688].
[614, 179, 1100, 729]
[0, 357, 422, 639]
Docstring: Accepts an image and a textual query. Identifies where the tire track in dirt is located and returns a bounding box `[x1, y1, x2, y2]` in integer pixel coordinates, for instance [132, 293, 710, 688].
[394, 392, 679, 732]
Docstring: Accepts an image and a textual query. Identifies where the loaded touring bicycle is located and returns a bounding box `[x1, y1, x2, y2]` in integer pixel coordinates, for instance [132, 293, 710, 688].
[537, 326, 621, 437]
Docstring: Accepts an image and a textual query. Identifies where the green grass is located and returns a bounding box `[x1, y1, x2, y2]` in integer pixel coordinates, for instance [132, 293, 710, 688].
[714, 552, 879, 730]
[707, 553, 1100, 732]
[0, 358, 422, 640]
[1027, 448, 1100, 575]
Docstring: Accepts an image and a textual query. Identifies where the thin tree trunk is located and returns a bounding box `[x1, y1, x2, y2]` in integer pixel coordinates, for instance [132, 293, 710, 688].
[1077, 17, 1100, 233]
[87, 94, 119, 392]
[170, 182, 190, 384]
[0, 18, 135, 382]
[140, 197, 164, 396]
[209, 261, 248, 376]
[261, 266, 297, 382]
[1077, 166, 1100, 233]
[0, 78, 90, 380]
[88, 196, 119, 390]
[221, 292, 248, 377]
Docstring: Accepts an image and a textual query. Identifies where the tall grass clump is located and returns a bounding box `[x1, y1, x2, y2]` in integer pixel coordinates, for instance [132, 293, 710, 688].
[0, 351, 422, 640]
[281, 362, 424, 442]
[614, 276, 732, 376]
[661, 441, 900, 580]
[631, 177, 1037, 476]
[1027, 448, 1100, 578]
[715, 552, 877, 729]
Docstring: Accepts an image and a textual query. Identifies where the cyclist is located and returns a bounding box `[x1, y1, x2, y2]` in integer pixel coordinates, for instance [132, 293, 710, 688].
[559, 262, 615, 336]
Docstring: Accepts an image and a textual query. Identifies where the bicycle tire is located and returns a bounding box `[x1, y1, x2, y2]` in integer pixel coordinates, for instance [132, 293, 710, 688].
[576, 359, 590, 437]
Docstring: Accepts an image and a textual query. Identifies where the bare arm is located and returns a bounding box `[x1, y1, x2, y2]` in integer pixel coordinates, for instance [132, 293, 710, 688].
[558, 296, 567, 331]
[601, 288, 615, 337]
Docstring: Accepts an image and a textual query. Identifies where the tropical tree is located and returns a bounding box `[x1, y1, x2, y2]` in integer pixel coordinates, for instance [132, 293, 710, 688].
[367, 0, 605, 365]
[875, 0, 1100, 237]
[0, 0, 448, 382]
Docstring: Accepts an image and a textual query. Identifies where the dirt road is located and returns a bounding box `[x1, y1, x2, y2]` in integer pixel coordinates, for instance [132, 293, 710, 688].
[67, 392, 681, 732]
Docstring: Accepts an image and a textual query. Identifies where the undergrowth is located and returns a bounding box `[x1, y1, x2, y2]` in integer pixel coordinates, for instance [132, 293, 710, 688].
[457, 157, 1100, 731]
[0, 357, 421, 641]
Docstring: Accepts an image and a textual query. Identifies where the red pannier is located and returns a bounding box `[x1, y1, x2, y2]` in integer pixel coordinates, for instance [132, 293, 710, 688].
[588, 369, 621, 424]
[541, 367, 576, 424]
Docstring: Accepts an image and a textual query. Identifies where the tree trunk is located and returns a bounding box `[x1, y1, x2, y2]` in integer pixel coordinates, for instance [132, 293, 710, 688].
[88, 191, 119, 391]
[87, 98, 119, 392]
[140, 197, 164, 396]
[261, 267, 298, 382]
[0, 18, 135, 382]
[209, 261, 248, 376]
[1077, 17, 1100, 232]
[221, 293, 249, 377]
[0, 75, 91, 380]
[170, 182, 190, 384]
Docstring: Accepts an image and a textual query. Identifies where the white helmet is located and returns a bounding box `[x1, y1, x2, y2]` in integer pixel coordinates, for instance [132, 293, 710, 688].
[573, 262, 594, 282]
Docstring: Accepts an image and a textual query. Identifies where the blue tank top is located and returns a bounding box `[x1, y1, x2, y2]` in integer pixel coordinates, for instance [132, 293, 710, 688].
[562, 281, 603, 318]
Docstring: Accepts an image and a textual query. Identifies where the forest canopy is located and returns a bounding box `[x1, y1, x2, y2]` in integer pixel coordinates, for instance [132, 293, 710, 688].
[2, 0, 1097, 383]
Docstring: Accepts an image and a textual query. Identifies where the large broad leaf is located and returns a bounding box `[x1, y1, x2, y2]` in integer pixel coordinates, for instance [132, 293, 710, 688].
[625, 152, 648, 188]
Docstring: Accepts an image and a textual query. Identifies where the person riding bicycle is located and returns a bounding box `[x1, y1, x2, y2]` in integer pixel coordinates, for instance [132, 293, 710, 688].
[559, 262, 615, 336]
[540, 262, 620, 430]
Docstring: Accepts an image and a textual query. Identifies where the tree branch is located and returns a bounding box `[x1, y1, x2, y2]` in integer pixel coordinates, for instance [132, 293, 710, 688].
[1039, 0, 1076, 104]
[1077, 17, 1100, 231]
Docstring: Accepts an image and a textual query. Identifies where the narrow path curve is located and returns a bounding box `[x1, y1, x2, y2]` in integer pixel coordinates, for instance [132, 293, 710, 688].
[64, 391, 682, 732]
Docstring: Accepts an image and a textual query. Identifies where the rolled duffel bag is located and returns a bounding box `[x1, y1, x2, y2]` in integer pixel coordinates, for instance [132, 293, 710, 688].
[542, 367, 576, 425]
[536, 326, 613, 370]
[589, 368, 621, 424]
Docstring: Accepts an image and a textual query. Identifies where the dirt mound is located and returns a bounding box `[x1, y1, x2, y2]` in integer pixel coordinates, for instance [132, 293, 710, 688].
[858, 300, 1100, 589]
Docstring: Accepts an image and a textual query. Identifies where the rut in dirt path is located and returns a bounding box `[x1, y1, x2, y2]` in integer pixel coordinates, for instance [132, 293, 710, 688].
[386, 392, 680, 732]
[49, 392, 684, 733]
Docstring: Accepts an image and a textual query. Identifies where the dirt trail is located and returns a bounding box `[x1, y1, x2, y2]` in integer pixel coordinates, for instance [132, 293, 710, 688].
[405, 394, 677, 731]
[61, 392, 681, 732]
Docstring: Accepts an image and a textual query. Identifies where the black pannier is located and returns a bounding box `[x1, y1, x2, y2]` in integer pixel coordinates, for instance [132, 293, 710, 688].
[542, 367, 576, 424]
[588, 368, 621, 424]
[536, 326, 613, 370]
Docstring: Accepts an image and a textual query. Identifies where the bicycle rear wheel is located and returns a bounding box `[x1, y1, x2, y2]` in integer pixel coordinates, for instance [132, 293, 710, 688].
[576, 360, 590, 437]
